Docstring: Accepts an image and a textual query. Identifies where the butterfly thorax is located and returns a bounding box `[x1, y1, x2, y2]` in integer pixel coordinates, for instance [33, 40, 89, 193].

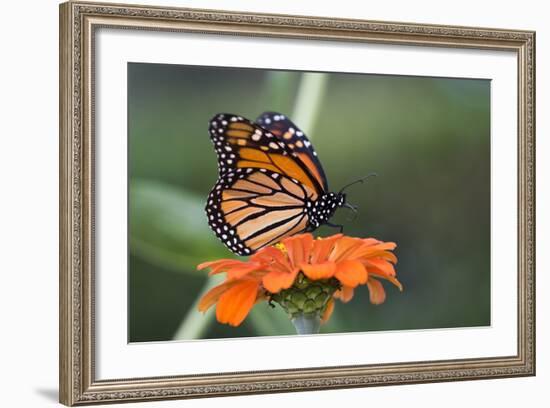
[307, 192, 346, 229]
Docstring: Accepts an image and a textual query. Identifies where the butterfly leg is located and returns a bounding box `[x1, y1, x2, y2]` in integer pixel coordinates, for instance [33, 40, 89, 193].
[325, 222, 344, 233]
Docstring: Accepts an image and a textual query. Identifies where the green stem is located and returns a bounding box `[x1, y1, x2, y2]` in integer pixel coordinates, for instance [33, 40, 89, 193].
[172, 275, 221, 340]
[291, 73, 329, 135]
[291, 313, 321, 335]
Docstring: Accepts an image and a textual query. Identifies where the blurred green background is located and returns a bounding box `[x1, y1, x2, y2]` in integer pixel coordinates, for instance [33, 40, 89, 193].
[128, 62, 490, 342]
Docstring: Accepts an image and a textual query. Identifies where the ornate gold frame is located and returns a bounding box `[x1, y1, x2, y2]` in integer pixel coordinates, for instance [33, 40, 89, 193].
[59, 1, 536, 405]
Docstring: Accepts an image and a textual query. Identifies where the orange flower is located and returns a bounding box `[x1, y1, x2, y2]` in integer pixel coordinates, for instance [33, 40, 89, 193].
[197, 233, 401, 327]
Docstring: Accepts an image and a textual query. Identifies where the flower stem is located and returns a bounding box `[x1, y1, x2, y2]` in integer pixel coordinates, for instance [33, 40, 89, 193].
[291, 313, 321, 335]
[172, 275, 221, 340]
[291, 73, 329, 136]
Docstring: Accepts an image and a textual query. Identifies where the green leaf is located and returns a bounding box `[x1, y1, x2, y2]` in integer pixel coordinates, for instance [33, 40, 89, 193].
[129, 179, 235, 273]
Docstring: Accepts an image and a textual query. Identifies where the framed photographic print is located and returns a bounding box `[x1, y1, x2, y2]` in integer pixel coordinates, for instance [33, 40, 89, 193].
[59, 1, 536, 405]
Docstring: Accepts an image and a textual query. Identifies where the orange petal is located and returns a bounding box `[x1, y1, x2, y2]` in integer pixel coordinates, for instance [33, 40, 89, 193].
[282, 233, 313, 267]
[369, 271, 403, 291]
[368, 250, 398, 264]
[198, 281, 237, 312]
[252, 246, 294, 274]
[378, 251, 398, 264]
[262, 269, 299, 293]
[310, 234, 342, 263]
[197, 259, 258, 277]
[334, 285, 355, 303]
[300, 261, 336, 280]
[197, 259, 239, 272]
[334, 259, 367, 287]
[216, 280, 259, 326]
[361, 238, 381, 246]
[328, 236, 363, 262]
[348, 242, 397, 260]
[225, 263, 264, 280]
[321, 298, 335, 324]
[366, 278, 386, 304]
[365, 258, 396, 277]
[251, 246, 281, 263]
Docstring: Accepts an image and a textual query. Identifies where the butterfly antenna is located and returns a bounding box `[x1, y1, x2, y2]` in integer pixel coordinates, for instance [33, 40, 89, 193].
[338, 173, 378, 194]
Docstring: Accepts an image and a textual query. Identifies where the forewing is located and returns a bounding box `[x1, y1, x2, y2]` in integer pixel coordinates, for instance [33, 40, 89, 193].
[208, 113, 322, 194]
[255, 111, 328, 192]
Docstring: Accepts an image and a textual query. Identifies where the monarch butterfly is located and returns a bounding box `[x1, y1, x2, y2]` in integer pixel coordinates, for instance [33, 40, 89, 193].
[205, 112, 363, 256]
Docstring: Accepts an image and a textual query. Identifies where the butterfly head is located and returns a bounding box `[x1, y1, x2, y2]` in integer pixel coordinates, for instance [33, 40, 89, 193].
[308, 192, 346, 228]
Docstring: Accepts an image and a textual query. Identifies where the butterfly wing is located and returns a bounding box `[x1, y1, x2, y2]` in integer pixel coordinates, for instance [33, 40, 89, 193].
[208, 113, 322, 193]
[256, 111, 328, 192]
[206, 113, 321, 255]
[206, 168, 311, 255]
